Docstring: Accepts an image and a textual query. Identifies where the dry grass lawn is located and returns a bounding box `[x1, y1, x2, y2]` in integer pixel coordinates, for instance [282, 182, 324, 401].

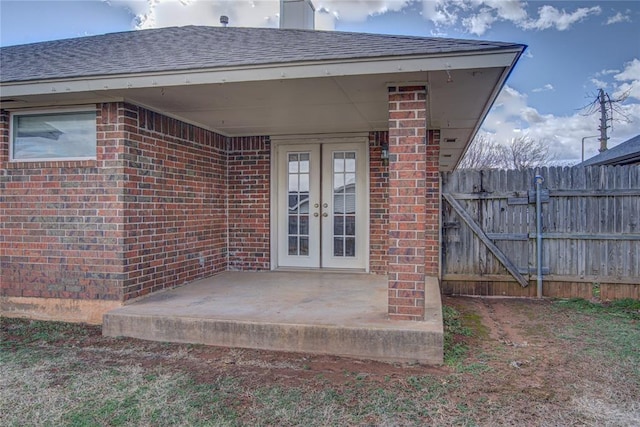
[1, 297, 639, 426]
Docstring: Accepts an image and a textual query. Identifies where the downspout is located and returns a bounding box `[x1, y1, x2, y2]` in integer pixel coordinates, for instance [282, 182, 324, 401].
[534, 174, 544, 298]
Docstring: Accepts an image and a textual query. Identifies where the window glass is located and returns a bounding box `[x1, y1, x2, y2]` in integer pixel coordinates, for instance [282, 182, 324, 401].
[333, 151, 357, 257]
[287, 152, 311, 256]
[12, 111, 96, 160]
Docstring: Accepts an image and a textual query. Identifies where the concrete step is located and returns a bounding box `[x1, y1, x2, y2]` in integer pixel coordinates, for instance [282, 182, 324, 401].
[103, 313, 443, 364]
[102, 272, 443, 364]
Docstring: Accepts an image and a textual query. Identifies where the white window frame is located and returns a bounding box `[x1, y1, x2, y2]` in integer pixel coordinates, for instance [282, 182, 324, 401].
[9, 107, 98, 162]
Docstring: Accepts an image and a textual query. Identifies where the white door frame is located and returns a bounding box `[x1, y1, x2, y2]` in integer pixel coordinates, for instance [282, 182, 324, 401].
[270, 134, 370, 271]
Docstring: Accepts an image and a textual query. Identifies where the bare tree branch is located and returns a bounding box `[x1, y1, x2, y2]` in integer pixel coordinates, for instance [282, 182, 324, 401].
[580, 89, 632, 144]
[505, 136, 555, 170]
[458, 134, 554, 170]
[458, 135, 507, 169]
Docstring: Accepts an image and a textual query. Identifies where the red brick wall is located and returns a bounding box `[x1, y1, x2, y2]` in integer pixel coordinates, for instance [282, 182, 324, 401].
[226, 133, 390, 274]
[387, 86, 429, 321]
[0, 106, 125, 301]
[120, 104, 228, 300]
[227, 136, 271, 271]
[369, 131, 389, 274]
[2, 100, 433, 308]
[1, 103, 230, 302]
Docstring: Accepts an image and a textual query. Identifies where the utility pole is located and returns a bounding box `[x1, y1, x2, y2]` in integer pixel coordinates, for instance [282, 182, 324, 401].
[580, 89, 629, 153]
[598, 88, 609, 152]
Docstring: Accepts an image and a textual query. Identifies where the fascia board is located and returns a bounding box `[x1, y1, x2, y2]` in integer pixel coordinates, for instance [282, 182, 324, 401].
[1, 50, 521, 98]
[0, 97, 125, 110]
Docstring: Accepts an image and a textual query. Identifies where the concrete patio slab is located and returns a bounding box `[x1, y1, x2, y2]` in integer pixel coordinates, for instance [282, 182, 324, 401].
[103, 271, 443, 364]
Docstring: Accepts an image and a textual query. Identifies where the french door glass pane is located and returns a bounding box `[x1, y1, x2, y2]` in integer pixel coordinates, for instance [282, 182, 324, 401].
[288, 216, 298, 234]
[333, 237, 343, 257]
[333, 151, 356, 257]
[299, 215, 309, 235]
[288, 153, 310, 256]
[345, 237, 355, 256]
[345, 216, 355, 235]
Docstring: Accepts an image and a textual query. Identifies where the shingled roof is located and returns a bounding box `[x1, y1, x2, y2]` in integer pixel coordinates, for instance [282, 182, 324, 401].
[0, 26, 524, 83]
[580, 134, 640, 166]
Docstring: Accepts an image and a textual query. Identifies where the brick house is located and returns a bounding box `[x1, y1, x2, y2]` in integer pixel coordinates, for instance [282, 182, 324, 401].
[0, 13, 525, 326]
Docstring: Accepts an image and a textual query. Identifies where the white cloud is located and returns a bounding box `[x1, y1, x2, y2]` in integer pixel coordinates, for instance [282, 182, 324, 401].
[482, 85, 534, 133]
[521, 5, 601, 31]
[111, 0, 280, 29]
[315, 0, 410, 22]
[532, 83, 554, 93]
[420, 1, 603, 35]
[590, 78, 608, 89]
[315, 8, 339, 30]
[424, 0, 525, 35]
[480, 0, 528, 22]
[615, 81, 640, 102]
[521, 106, 545, 123]
[422, 0, 459, 27]
[481, 84, 640, 164]
[613, 58, 640, 101]
[110, 0, 416, 31]
[462, 9, 496, 35]
[614, 58, 640, 82]
[606, 11, 631, 25]
[595, 68, 620, 77]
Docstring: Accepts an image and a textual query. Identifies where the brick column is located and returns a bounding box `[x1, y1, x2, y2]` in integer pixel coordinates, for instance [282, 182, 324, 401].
[387, 85, 428, 320]
[425, 130, 441, 277]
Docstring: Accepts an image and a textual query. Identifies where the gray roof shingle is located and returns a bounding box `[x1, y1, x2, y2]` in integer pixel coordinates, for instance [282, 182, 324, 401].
[0, 26, 525, 83]
[580, 134, 640, 166]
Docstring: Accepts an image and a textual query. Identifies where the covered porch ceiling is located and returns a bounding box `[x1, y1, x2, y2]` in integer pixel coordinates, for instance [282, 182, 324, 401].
[116, 67, 504, 171]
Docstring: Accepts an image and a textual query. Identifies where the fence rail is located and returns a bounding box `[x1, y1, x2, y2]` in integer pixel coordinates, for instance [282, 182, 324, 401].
[441, 165, 640, 299]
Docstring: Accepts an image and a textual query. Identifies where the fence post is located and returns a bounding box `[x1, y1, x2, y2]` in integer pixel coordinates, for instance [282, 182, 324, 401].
[534, 174, 544, 298]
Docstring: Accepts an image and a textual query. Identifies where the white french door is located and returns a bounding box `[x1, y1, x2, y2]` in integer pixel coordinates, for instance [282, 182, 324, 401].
[275, 142, 368, 270]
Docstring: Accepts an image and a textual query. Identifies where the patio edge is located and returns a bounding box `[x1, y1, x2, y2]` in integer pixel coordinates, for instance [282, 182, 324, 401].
[103, 313, 443, 364]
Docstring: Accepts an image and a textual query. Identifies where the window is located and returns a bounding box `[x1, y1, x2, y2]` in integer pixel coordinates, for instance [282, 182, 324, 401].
[10, 109, 97, 161]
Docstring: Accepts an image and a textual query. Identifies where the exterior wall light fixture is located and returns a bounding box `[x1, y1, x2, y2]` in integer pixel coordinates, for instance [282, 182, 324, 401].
[381, 142, 389, 166]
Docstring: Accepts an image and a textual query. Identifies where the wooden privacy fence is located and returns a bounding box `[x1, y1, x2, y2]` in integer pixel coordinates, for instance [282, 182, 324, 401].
[441, 165, 640, 300]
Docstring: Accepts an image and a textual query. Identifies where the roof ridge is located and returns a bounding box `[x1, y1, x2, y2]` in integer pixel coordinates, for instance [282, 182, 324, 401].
[0, 25, 524, 50]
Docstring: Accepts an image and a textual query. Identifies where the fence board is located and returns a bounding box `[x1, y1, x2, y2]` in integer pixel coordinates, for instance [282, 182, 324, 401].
[441, 165, 640, 299]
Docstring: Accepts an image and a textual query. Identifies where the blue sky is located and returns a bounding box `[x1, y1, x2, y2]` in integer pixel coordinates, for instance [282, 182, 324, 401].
[1, 0, 639, 163]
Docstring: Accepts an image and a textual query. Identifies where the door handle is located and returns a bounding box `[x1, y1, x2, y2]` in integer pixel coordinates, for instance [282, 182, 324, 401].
[313, 212, 319, 217]
[322, 212, 328, 217]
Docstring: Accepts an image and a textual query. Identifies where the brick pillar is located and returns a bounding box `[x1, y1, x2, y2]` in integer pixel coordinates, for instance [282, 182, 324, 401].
[425, 130, 441, 277]
[387, 85, 428, 321]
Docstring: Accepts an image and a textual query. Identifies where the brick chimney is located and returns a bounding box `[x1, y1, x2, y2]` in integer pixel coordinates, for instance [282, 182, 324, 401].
[280, 0, 315, 30]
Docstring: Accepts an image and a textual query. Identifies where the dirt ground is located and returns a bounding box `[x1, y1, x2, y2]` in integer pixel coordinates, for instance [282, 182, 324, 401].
[2, 296, 639, 426]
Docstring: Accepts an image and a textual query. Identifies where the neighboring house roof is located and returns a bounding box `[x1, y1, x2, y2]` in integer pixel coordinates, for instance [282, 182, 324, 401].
[0, 26, 523, 83]
[579, 134, 640, 166]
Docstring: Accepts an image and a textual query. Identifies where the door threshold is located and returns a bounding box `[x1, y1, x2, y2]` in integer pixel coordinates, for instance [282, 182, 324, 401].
[273, 267, 369, 274]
